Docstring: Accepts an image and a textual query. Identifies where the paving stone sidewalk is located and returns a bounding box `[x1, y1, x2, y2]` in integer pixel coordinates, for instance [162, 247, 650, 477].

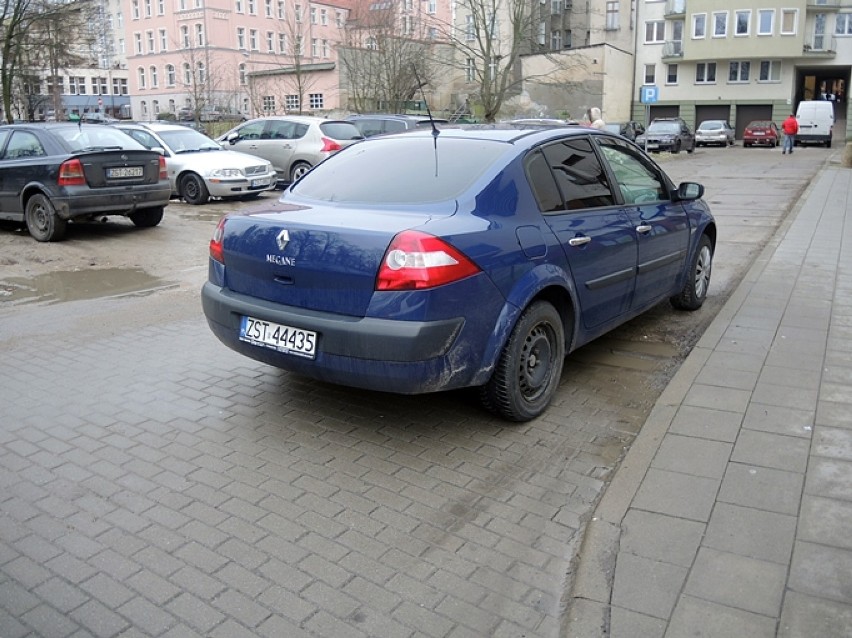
[565, 153, 852, 637]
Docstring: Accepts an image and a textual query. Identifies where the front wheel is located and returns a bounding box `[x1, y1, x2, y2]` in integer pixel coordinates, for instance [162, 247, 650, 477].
[480, 301, 566, 422]
[671, 235, 713, 311]
[180, 173, 210, 205]
[25, 193, 67, 242]
[129, 207, 164, 228]
[672, 141, 682, 154]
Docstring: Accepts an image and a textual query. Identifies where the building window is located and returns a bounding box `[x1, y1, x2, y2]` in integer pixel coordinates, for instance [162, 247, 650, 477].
[166, 64, 175, 86]
[735, 10, 749, 35]
[159, 28, 168, 50]
[113, 78, 128, 95]
[181, 25, 189, 48]
[538, 21, 546, 44]
[403, 15, 413, 35]
[93, 77, 108, 94]
[294, 3, 301, 21]
[321, 8, 327, 24]
[278, 1, 285, 18]
[285, 95, 299, 110]
[183, 62, 191, 84]
[69, 76, 86, 95]
[337, 10, 345, 25]
[695, 62, 716, 84]
[152, 100, 159, 115]
[147, 30, 155, 52]
[692, 13, 706, 38]
[551, 29, 562, 49]
[138, 67, 146, 89]
[237, 27, 246, 49]
[728, 61, 749, 83]
[781, 9, 798, 35]
[157, 0, 164, 14]
[645, 20, 664, 43]
[263, 95, 275, 112]
[606, 1, 619, 30]
[428, 0, 436, 13]
[758, 9, 774, 35]
[294, 35, 303, 55]
[565, 29, 571, 48]
[248, 0, 255, 14]
[134, 32, 143, 54]
[322, 39, 329, 57]
[309, 93, 323, 110]
[250, 29, 258, 50]
[465, 57, 475, 82]
[644, 64, 655, 84]
[310, 7, 317, 23]
[466, 15, 474, 40]
[267, 31, 274, 51]
[311, 38, 318, 56]
[235, 0, 243, 12]
[666, 64, 678, 84]
[759, 60, 781, 82]
[278, 33, 287, 52]
[265, 0, 272, 17]
[131, 0, 139, 19]
[144, 0, 151, 17]
[195, 23, 204, 46]
[150, 66, 159, 88]
[196, 61, 206, 83]
[141, 101, 147, 117]
[239, 63, 246, 85]
[712, 11, 727, 37]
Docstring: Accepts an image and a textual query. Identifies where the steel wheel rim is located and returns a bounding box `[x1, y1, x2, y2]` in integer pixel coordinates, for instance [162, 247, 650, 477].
[31, 202, 49, 233]
[518, 323, 556, 401]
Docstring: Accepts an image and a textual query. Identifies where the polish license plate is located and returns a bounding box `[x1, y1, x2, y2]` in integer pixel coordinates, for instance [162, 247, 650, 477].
[753, 132, 765, 136]
[239, 315, 317, 359]
[107, 166, 144, 178]
[646, 143, 659, 149]
[251, 177, 271, 188]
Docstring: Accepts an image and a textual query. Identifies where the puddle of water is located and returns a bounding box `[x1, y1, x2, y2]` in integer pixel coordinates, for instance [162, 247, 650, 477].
[0, 268, 176, 306]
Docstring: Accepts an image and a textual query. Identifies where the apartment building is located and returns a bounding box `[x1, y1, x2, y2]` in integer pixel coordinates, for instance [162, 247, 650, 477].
[633, 0, 851, 139]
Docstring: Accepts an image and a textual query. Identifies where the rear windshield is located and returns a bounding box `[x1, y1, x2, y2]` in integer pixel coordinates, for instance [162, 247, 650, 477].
[318, 121, 364, 141]
[648, 121, 680, 133]
[747, 121, 771, 128]
[52, 126, 147, 152]
[290, 136, 509, 204]
[699, 121, 723, 130]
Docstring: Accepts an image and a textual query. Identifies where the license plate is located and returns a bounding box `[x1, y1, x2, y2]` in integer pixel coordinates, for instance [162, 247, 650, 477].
[753, 132, 765, 136]
[239, 315, 317, 359]
[646, 143, 659, 149]
[251, 178, 271, 188]
[107, 166, 144, 178]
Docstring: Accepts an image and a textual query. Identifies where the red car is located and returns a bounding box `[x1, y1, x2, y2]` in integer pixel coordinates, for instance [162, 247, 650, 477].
[743, 121, 779, 148]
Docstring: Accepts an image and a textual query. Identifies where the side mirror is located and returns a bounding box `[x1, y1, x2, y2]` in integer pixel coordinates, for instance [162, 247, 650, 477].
[673, 182, 704, 201]
[226, 132, 239, 145]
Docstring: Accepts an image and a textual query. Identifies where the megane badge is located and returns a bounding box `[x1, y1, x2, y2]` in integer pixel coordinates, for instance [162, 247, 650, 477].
[276, 230, 290, 251]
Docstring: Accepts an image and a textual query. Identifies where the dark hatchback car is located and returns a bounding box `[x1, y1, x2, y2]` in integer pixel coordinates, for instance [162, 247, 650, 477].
[0, 122, 170, 241]
[347, 114, 450, 137]
[636, 117, 696, 154]
[202, 126, 716, 421]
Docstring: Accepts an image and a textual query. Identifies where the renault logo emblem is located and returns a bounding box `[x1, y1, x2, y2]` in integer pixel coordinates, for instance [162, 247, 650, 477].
[276, 229, 290, 251]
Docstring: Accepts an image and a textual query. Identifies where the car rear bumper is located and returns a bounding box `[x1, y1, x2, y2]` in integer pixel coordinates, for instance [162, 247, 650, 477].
[201, 281, 478, 394]
[54, 185, 172, 220]
[743, 136, 776, 145]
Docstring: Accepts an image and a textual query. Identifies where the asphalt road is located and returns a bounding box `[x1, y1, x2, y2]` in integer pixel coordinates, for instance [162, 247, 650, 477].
[0, 144, 826, 637]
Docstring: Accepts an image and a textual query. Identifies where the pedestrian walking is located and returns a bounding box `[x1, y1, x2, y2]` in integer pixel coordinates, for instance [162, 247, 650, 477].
[782, 113, 798, 154]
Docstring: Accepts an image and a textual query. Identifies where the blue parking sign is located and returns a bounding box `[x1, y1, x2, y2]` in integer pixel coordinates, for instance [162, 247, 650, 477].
[641, 86, 659, 104]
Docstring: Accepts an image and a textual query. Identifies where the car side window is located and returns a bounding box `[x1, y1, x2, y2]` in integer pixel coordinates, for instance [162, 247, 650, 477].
[125, 130, 158, 149]
[293, 123, 309, 139]
[384, 120, 407, 134]
[525, 150, 564, 213]
[267, 121, 295, 139]
[0, 130, 9, 153]
[597, 140, 668, 205]
[539, 138, 615, 210]
[356, 120, 384, 137]
[3, 132, 45, 159]
[236, 121, 265, 140]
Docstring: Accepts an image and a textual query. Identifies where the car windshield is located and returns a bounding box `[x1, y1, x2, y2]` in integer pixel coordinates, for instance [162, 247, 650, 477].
[290, 136, 510, 204]
[53, 126, 147, 152]
[648, 121, 680, 134]
[159, 128, 222, 153]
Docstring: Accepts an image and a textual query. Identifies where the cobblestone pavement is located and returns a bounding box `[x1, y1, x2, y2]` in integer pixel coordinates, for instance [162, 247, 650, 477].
[0, 146, 823, 637]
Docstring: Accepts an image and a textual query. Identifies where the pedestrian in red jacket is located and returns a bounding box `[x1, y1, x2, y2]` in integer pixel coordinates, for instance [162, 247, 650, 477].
[782, 114, 798, 154]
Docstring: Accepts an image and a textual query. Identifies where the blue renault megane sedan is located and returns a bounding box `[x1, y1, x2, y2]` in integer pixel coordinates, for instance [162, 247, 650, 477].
[202, 125, 716, 421]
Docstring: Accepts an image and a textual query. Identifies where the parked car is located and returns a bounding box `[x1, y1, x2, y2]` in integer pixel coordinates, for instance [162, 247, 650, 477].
[202, 127, 716, 422]
[695, 120, 735, 147]
[603, 121, 645, 141]
[0, 122, 170, 241]
[347, 114, 450, 137]
[742, 121, 780, 148]
[113, 122, 277, 205]
[216, 116, 364, 184]
[635, 117, 696, 154]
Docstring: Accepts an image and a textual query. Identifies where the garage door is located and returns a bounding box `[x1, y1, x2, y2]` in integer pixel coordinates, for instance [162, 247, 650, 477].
[695, 106, 732, 129]
[649, 105, 679, 120]
[735, 105, 773, 138]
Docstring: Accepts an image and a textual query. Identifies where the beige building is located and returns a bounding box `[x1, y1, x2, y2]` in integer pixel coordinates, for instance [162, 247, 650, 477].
[632, 0, 850, 141]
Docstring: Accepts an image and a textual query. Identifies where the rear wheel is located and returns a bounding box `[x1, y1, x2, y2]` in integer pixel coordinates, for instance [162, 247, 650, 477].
[180, 173, 210, 205]
[479, 301, 566, 422]
[25, 193, 67, 242]
[290, 161, 312, 183]
[129, 207, 164, 228]
[671, 235, 713, 311]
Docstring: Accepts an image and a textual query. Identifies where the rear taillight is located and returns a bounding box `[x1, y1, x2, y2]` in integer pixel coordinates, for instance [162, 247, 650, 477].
[210, 218, 226, 264]
[376, 231, 480, 291]
[320, 137, 341, 153]
[158, 155, 168, 180]
[58, 159, 86, 186]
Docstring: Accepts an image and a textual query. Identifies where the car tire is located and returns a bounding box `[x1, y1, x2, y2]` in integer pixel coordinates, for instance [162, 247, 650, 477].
[671, 234, 713, 311]
[479, 300, 566, 422]
[180, 173, 210, 205]
[25, 193, 67, 242]
[687, 142, 695, 154]
[289, 162, 312, 183]
[129, 207, 164, 228]
[672, 141, 681, 154]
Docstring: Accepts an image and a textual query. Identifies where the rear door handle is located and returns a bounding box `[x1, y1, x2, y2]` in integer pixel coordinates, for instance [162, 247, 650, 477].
[569, 236, 591, 247]
[636, 224, 652, 234]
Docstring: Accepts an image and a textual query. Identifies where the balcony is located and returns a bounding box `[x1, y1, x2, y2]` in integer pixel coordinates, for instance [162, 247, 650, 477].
[664, 0, 686, 17]
[803, 33, 837, 56]
[661, 40, 683, 59]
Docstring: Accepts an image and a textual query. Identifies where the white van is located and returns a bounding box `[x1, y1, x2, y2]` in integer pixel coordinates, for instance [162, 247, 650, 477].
[795, 100, 834, 147]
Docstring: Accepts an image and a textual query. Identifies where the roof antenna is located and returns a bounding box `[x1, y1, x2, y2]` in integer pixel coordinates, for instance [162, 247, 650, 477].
[411, 64, 439, 176]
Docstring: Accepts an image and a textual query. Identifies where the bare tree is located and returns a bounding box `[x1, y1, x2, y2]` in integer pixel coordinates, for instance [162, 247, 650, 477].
[338, 0, 439, 114]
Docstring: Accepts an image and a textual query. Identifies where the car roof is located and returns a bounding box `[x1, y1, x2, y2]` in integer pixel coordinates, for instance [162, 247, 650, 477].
[375, 125, 619, 148]
[241, 115, 351, 125]
[348, 114, 444, 122]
